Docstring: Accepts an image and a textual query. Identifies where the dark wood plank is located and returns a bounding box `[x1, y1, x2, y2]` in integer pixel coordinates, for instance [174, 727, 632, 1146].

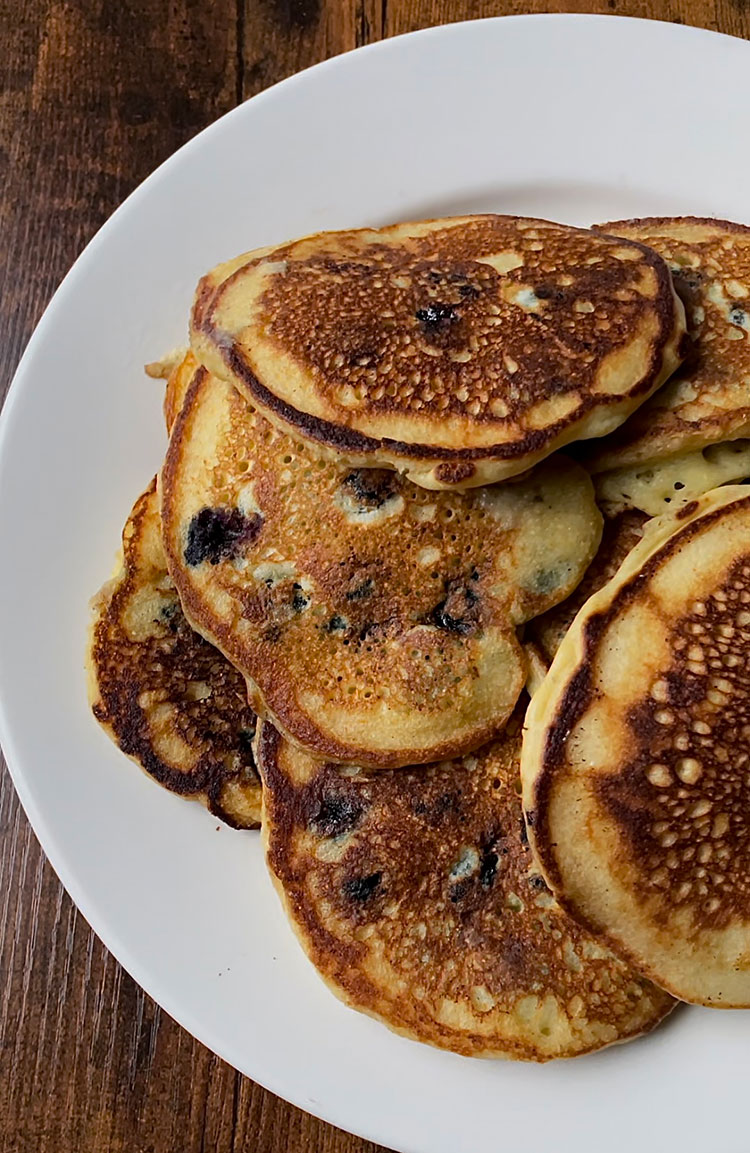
[1, 0, 749, 1151]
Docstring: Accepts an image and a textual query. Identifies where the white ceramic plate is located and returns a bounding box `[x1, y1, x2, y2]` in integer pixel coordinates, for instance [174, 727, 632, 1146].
[2, 15, 749, 1152]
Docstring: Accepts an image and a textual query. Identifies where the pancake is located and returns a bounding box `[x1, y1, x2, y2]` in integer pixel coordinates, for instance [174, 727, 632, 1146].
[163, 349, 198, 433]
[527, 510, 648, 664]
[161, 363, 603, 769]
[88, 480, 262, 829]
[587, 217, 750, 478]
[594, 440, 750, 517]
[258, 715, 674, 1060]
[191, 215, 686, 490]
[522, 485, 750, 1005]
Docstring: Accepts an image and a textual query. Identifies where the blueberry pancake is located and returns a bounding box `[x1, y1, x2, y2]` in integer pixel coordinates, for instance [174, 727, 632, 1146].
[190, 215, 685, 490]
[527, 509, 649, 665]
[523, 486, 750, 1006]
[587, 218, 750, 501]
[257, 714, 674, 1060]
[163, 348, 198, 433]
[160, 362, 602, 769]
[88, 480, 262, 829]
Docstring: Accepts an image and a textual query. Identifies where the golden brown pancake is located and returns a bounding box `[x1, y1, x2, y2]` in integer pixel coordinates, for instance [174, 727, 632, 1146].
[522, 485, 750, 1005]
[588, 217, 750, 477]
[88, 480, 262, 829]
[527, 510, 648, 664]
[161, 362, 602, 769]
[594, 440, 750, 517]
[258, 714, 674, 1059]
[191, 215, 685, 489]
[163, 350, 198, 433]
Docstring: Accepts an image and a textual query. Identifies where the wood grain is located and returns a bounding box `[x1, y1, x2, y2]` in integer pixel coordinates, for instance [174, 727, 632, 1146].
[1, 0, 748, 1150]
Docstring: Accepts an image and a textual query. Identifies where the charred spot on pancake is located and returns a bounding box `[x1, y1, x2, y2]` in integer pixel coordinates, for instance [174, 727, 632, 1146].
[429, 580, 480, 636]
[341, 469, 398, 511]
[730, 304, 748, 327]
[310, 791, 363, 837]
[529, 873, 549, 892]
[676, 500, 700, 520]
[184, 507, 262, 566]
[342, 871, 382, 902]
[433, 461, 475, 486]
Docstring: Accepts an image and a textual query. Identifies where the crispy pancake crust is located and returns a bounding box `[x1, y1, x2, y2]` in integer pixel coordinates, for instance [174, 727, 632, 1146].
[258, 716, 674, 1059]
[528, 510, 648, 664]
[88, 480, 262, 829]
[522, 486, 750, 1005]
[163, 350, 199, 433]
[161, 362, 602, 769]
[191, 215, 685, 489]
[588, 217, 750, 474]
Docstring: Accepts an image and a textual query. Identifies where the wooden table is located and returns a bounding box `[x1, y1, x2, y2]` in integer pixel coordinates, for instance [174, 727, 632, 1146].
[1, 1, 747, 1149]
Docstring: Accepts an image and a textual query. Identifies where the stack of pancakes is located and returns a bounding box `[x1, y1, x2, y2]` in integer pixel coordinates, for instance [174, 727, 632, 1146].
[88, 214, 750, 1060]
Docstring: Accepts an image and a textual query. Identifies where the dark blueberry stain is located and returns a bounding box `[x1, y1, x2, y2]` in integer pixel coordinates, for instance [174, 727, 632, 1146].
[534, 284, 567, 302]
[158, 601, 180, 631]
[411, 790, 459, 824]
[342, 469, 398, 510]
[416, 303, 460, 327]
[343, 871, 382, 902]
[529, 874, 549, 891]
[479, 851, 498, 889]
[184, 507, 262, 566]
[730, 305, 747, 327]
[531, 567, 562, 596]
[346, 578, 375, 602]
[237, 727, 257, 757]
[311, 792, 363, 837]
[324, 615, 348, 633]
[674, 481, 685, 491]
[425, 270, 480, 298]
[291, 582, 309, 612]
[503, 938, 525, 970]
[429, 582, 480, 635]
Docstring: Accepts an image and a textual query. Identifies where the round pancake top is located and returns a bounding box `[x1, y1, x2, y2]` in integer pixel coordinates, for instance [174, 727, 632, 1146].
[192, 215, 684, 488]
[588, 217, 750, 472]
[528, 509, 648, 664]
[89, 480, 261, 829]
[160, 363, 602, 769]
[258, 714, 673, 1060]
[522, 486, 750, 1005]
